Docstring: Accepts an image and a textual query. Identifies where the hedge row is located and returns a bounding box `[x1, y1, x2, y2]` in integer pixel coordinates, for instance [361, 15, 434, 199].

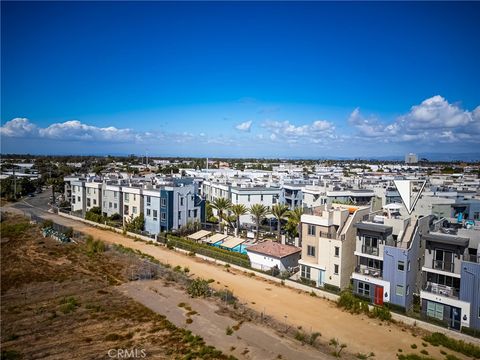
[167, 235, 251, 268]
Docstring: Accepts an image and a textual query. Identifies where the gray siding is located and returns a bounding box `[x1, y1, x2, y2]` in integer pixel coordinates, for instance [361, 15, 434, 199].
[460, 261, 480, 330]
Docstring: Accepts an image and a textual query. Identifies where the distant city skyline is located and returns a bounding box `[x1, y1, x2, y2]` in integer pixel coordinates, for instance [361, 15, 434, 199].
[1, 2, 479, 158]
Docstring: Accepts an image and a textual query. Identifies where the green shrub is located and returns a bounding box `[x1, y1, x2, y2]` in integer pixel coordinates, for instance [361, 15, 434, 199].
[226, 326, 233, 336]
[411, 344, 417, 349]
[60, 296, 80, 314]
[187, 279, 210, 298]
[42, 219, 53, 229]
[308, 332, 321, 345]
[294, 331, 306, 343]
[1, 222, 30, 238]
[86, 236, 105, 255]
[63, 227, 73, 238]
[371, 306, 392, 321]
[445, 354, 460, 360]
[461, 326, 480, 339]
[422, 332, 480, 358]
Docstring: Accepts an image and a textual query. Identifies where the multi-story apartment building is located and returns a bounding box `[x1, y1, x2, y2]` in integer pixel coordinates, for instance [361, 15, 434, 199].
[101, 183, 123, 218]
[299, 204, 370, 290]
[70, 179, 86, 215]
[202, 180, 281, 224]
[419, 228, 480, 331]
[143, 179, 205, 234]
[85, 182, 102, 211]
[122, 186, 143, 222]
[351, 204, 430, 310]
[281, 184, 303, 209]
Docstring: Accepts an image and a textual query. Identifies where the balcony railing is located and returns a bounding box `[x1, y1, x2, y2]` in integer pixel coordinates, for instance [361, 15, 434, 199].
[423, 282, 459, 299]
[433, 260, 454, 273]
[355, 265, 383, 279]
[362, 245, 379, 256]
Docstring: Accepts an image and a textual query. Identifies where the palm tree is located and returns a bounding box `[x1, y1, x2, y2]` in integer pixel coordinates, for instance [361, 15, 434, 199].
[285, 207, 303, 241]
[211, 197, 232, 232]
[249, 204, 270, 241]
[230, 204, 248, 237]
[271, 203, 290, 242]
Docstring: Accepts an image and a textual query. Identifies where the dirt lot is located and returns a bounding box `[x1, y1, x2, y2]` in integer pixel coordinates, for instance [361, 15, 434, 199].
[2, 209, 476, 360]
[0, 214, 233, 359]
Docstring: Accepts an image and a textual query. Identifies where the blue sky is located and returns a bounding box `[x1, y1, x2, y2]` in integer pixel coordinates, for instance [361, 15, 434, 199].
[1, 1, 479, 158]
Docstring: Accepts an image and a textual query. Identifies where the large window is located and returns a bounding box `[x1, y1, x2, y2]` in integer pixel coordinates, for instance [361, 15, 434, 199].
[426, 301, 444, 320]
[161, 198, 166, 207]
[398, 261, 405, 271]
[301, 265, 311, 279]
[153, 210, 158, 220]
[307, 225, 316, 236]
[334, 246, 340, 257]
[146, 196, 151, 206]
[307, 245, 316, 257]
[334, 264, 339, 275]
[358, 282, 370, 297]
[396, 285, 404, 297]
[363, 236, 379, 255]
[434, 249, 454, 272]
[125, 193, 129, 202]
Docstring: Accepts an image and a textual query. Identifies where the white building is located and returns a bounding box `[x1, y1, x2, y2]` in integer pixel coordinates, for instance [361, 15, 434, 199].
[246, 241, 301, 272]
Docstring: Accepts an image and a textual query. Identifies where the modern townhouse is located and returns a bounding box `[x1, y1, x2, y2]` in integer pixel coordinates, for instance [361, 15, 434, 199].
[299, 204, 370, 290]
[70, 179, 86, 215]
[101, 183, 123, 218]
[281, 183, 303, 209]
[85, 181, 102, 211]
[419, 227, 480, 331]
[143, 179, 205, 235]
[202, 180, 281, 225]
[122, 186, 143, 222]
[351, 204, 430, 311]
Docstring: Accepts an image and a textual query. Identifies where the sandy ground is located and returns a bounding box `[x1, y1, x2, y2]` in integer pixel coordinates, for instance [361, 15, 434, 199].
[3, 207, 474, 359]
[119, 280, 331, 360]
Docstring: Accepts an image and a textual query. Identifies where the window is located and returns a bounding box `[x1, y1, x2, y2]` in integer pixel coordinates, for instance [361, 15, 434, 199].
[103, 190, 106, 196]
[358, 282, 370, 297]
[396, 285, 404, 296]
[146, 209, 151, 216]
[180, 197, 184, 206]
[125, 193, 129, 201]
[93, 199, 97, 205]
[153, 210, 157, 220]
[124, 205, 129, 215]
[178, 211, 182, 220]
[114, 191, 117, 198]
[307, 225, 316, 236]
[334, 264, 339, 275]
[146, 196, 151, 205]
[132, 206, 137, 214]
[133, 194, 136, 201]
[161, 212, 166, 220]
[334, 246, 340, 257]
[114, 203, 117, 209]
[474, 212, 480, 220]
[398, 261, 405, 271]
[301, 265, 311, 279]
[161, 198, 166, 207]
[434, 249, 454, 272]
[307, 245, 316, 257]
[77, 196, 81, 202]
[236, 194, 238, 201]
[426, 301, 444, 320]
[261, 194, 264, 201]
[87, 198, 91, 207]
[109, 202, 112, 208]
[248, 195, 251, 202]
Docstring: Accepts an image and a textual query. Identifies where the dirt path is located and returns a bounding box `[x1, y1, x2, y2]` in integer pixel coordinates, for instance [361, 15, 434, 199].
[118, 280, 331, 360]
[3, 208, 469, 360]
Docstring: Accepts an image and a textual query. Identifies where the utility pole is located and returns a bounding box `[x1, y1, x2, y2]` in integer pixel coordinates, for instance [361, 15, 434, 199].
[13, 165, 17, 199]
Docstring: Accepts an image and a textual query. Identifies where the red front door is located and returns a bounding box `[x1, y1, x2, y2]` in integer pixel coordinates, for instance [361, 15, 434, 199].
[374, 286, 383, 305]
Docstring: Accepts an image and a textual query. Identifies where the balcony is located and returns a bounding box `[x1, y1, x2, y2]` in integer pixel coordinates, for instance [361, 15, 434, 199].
[355, 265, 383, 279]
[362, 245, 379, 256]
[433, 260, 454, 273]
[422, 282, 459, 299]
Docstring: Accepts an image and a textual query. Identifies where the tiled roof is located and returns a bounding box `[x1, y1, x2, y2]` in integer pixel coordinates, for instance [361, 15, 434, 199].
[247, 241, 301, 259]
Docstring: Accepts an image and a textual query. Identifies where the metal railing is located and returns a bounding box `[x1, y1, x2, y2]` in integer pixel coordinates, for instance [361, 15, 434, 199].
[354, 265, 383, 278]
[433, 260, 454, 273]
[362, 245, 379, 256]
[423, 282, 459, 298]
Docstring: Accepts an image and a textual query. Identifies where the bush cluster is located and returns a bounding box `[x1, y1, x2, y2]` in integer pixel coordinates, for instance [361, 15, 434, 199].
[422, 332, 480, 358]
[187, 278, 211, 298]
[337, 290, 391, 321]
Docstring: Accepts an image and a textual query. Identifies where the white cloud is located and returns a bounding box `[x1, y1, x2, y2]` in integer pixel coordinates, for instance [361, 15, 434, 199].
[0, 118, 39, 137]
[349, 96, 480, 144]
[262, 119, 335, 144]
[235, 120, 252, 132]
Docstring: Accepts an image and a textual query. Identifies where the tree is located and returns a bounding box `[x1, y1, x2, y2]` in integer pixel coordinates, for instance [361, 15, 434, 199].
[271, 203, 289, 242]
[125, 213, 145, 233]
[211, 197, 232, 232]
[285, 207, 303, 240]
[249, 204, 270, 241]
[230, 204, 248, 237]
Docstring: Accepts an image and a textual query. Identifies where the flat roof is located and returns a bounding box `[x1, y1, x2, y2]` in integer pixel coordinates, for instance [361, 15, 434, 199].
[423, 233, 469, 248]
[354, 222, 393, 234]
[203, 233, 229, 244]
[187, 230, 211, 241]
[247, 241, 301, 259]
[220, 237, 246, 249]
